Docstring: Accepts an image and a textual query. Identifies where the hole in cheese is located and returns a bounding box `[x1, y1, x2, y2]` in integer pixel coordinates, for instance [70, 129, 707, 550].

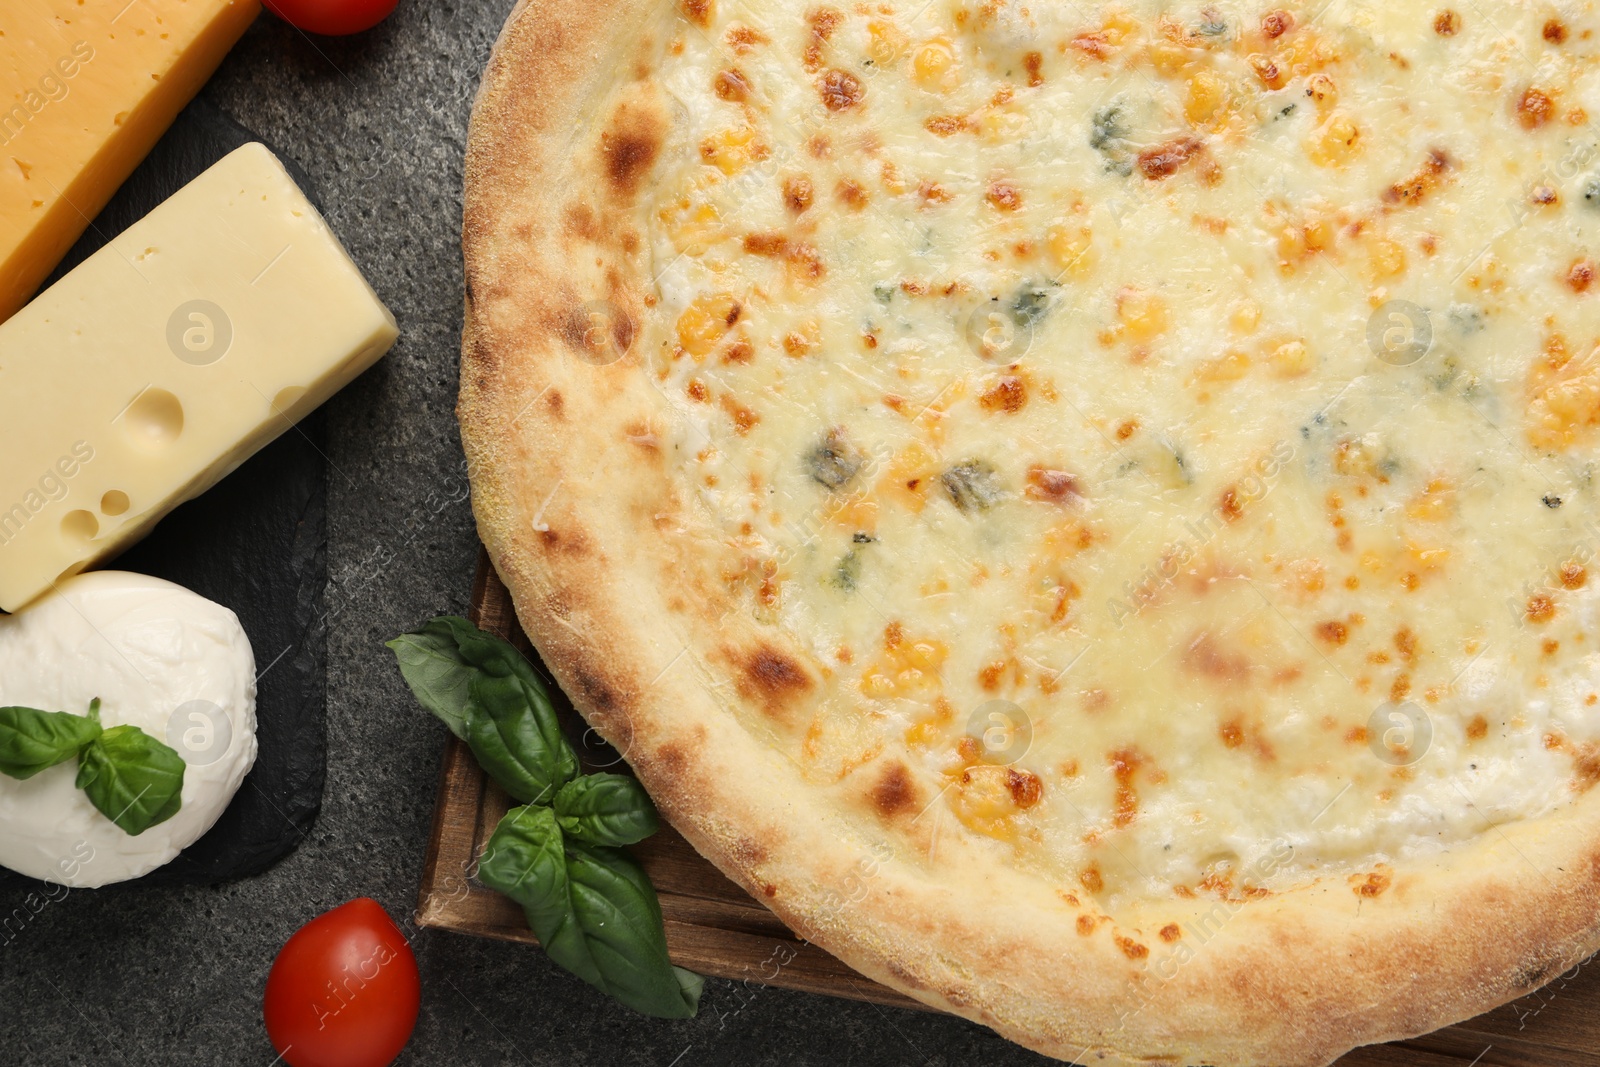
[121, 387, 183, 448]
[100, 490, 130, 516]
[60, 510, 97, 544]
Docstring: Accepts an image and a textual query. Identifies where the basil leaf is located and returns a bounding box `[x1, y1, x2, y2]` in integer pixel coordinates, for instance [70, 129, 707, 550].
[479, 803, 569, 909]
[554, 773, 659, 846]
[389, 616, 573, 774]
[463, 670, 578, 805]
[74, 725, 185, 836]
[0, 705, 102, 780]
[479, 805, 699, 1019]
[386, 616, 483, 739]
[557, 841, 701, 1019]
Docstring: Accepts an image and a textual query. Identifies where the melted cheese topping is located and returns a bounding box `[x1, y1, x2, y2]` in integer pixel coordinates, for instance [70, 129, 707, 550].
[635, 0, 1600, 910]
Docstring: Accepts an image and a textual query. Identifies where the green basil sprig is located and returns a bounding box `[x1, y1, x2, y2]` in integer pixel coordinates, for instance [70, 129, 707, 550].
[479, 806, 701, 1018]
[553, 773, 660, 847]
[0, 699, 186, 835]
[389, 617, 700, 1019]
[0, 703, 103, 779]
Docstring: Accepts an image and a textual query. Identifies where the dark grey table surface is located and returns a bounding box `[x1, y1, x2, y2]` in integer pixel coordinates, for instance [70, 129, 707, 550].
[0, 6, 1050, 1065]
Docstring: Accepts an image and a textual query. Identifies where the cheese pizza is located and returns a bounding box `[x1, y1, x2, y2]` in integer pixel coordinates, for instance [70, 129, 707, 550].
[460, 0, 1600, 1061]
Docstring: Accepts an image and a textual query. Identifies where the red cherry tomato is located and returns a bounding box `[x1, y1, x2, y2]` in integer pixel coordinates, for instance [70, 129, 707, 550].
[263, 0, 400, 36]
[264, 898, 421, 1067]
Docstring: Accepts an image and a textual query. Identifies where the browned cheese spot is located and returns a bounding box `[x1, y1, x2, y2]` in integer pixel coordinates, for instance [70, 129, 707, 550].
[804, 7, 843, 71]
[713, 68, 751, 102]
[1248, 53, 1287, 89]
[1569, 259, 1596, 293]
[1394, 625, 1418, 663]
[924, 114, 971, 136]
[1544, 18, 1568, 43]
[1562, 561, 1588, 589]
[1220, 717, 1244, 749]
[1025, 466, 1080, 503]
[1353, 870, 1392, 897]
[819, 67, 863, 110]
[1433, 9, 1459, 35]
[1159, 922, 1182, 942]
[1006, 767, 1043, 808]
[719, 395, 759, 434]
[835, 178, 868, 209]
[1261, 10, 1294, 38]
[1110, 747, 1143, 828]
[1519, 87, 1555, 129]
[783, 175, 814, 213]
[1315, 620, 1350, 646]
[1023, 50, 1044, 86]
[986, 179, 1022, 210]
[979, 374, 1028, 413]
[1466, 714, 1488, 740]
[744, 231, 790, 256]
[681, 0, 713, 27]
[1114, 934, 1149, 959]
[1218, 485, 1243, 522]
[1383, 147, 1451, 206]
[1138, 136, 1205, 180]
[1528, 593, 1557, 623]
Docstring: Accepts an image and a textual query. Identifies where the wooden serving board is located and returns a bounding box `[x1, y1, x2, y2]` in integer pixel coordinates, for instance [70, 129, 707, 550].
[416, 552, 1600, 1065]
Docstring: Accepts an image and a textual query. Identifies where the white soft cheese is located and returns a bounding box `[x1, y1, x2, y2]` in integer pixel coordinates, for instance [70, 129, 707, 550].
[0, 572, 257, 886]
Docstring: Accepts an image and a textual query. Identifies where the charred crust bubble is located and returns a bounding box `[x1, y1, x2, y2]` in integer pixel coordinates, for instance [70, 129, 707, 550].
[601, 108, 663, 197]
[740, 643, 812, 713]
[942, 461, 1005, 512]
[871, 761, 916, 816]
[573, 667, 622, 715]
[806, 428, 863, 489]
[1511, 956, 1562, 991]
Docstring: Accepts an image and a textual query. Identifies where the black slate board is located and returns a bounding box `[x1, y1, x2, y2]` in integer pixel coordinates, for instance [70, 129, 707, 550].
[0, 98, 329, 887]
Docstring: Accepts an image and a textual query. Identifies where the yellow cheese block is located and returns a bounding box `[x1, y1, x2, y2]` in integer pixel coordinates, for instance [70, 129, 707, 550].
[0, 0, 260, 322]
[0, 142, 399, 612]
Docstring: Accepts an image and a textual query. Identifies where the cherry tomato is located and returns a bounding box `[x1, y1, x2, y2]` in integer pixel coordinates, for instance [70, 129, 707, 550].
[264, 898, 421, 1067]
[263, 0, 401, 36]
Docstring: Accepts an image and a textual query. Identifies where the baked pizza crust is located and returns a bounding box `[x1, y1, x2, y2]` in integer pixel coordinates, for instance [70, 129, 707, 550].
[459, 1, 1600, 1062]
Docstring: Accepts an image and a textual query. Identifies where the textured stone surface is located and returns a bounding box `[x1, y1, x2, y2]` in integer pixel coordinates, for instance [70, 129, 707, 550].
[0, 5, 1049, 1064]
